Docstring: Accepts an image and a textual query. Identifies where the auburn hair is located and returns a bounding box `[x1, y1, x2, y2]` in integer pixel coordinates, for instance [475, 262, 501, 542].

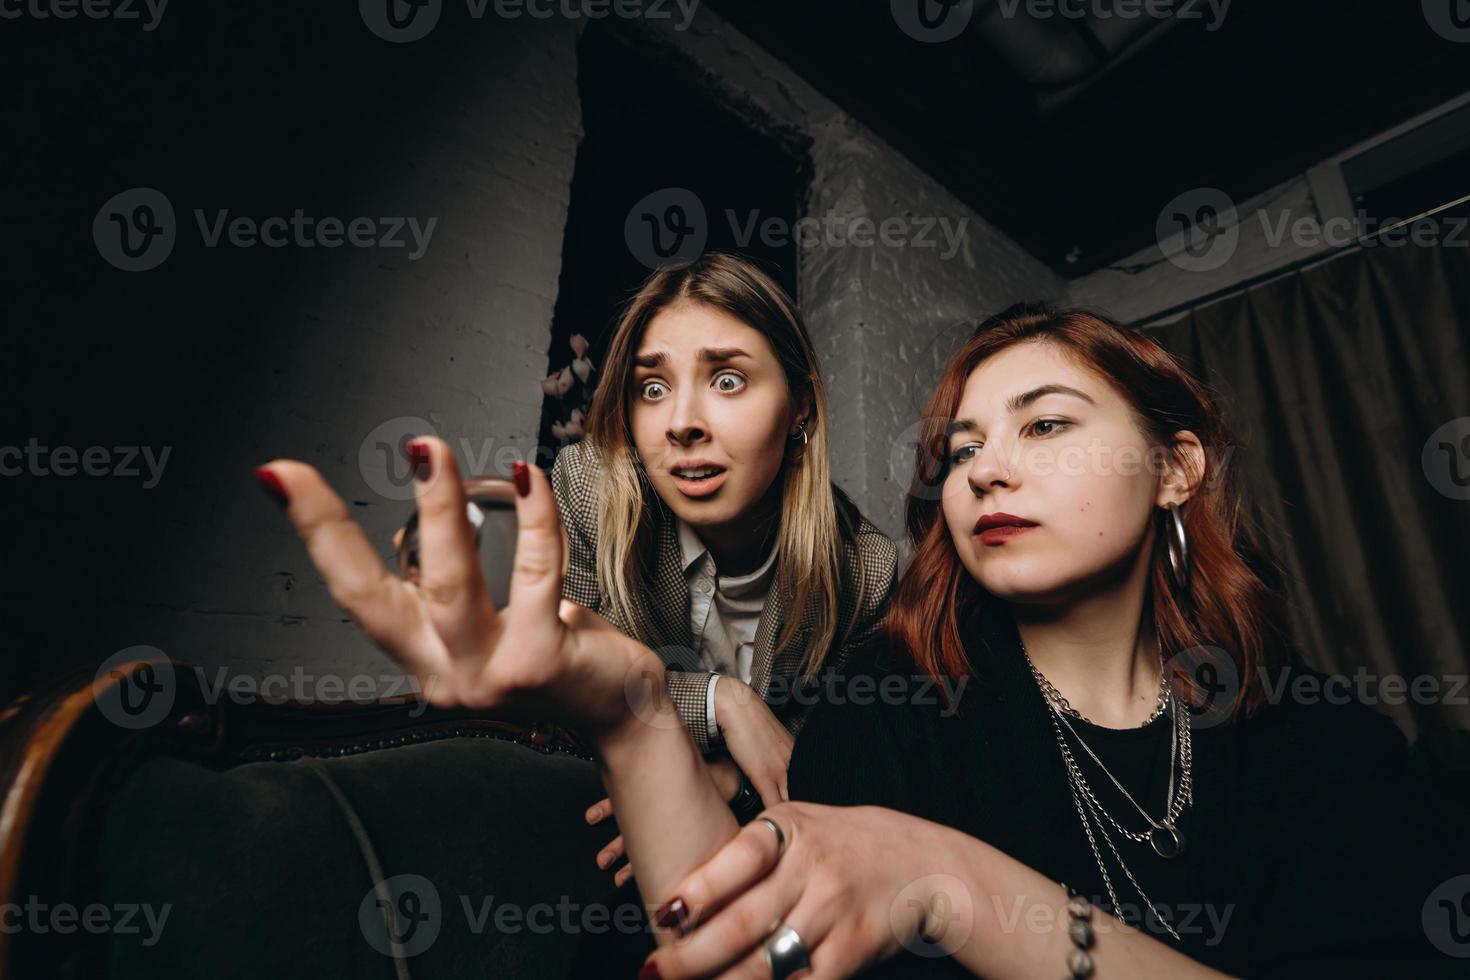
[886, 302, 1288, 719]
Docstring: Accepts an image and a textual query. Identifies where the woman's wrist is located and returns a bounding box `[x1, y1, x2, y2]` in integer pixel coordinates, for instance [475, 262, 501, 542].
[926, 822, 1224, 979]
[586, 646, 678, 760]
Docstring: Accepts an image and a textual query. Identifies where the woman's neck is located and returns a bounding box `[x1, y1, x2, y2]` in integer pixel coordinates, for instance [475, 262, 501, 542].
[694, 486, 782, 577]
[1010, 543, 1163, 729]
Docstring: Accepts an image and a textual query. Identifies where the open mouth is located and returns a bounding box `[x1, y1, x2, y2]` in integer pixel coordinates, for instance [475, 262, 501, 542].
[669, 463, 729, 497]
[671, 464, 726, 483]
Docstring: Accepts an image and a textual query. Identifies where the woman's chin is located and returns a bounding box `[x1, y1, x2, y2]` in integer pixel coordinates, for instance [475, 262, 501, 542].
[970, 567, 1077, 606]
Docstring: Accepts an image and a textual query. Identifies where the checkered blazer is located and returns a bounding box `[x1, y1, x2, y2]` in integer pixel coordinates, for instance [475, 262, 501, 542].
[550, 439, 898, 752]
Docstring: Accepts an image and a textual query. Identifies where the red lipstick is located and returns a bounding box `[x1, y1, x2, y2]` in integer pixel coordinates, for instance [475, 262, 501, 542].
[974, 512, 1039, 545]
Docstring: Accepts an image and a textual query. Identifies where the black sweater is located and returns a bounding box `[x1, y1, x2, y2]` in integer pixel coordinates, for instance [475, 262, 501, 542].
[785, 599, 1465, 978]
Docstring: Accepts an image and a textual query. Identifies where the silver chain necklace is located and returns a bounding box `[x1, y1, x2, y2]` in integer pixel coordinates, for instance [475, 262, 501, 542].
[1032, 657, 1171, 728]
[1023, 643, 1194, 942]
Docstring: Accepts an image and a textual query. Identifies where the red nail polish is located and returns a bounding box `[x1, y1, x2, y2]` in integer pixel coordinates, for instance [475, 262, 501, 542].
[254, 466, 288, 508]
[511, 460, 530, 497]
[405, 439, 432, 482]
[652, 897, 688, 933]
[638, 961, 661, 980]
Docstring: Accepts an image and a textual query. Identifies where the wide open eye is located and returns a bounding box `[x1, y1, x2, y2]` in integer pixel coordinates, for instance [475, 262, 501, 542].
[712, 372, 746, 394]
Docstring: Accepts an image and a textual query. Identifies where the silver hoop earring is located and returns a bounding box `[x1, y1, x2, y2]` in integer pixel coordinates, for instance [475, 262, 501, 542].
[789, 420, 808, 447]
[1163, 502, 1189, 596]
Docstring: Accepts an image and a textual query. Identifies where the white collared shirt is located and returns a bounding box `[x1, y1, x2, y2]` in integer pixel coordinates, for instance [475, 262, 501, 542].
[675, 516, 780, 741]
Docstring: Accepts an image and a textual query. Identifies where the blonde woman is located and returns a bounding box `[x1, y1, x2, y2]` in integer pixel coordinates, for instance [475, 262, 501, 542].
[550, 252, 896, 883]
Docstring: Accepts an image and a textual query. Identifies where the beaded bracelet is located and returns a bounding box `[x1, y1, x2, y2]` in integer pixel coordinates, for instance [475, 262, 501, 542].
[1061, 883, 1095, 978]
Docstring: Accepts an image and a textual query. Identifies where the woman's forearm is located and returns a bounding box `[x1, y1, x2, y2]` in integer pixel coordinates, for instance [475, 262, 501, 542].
[930, 822, 1232, 979]
[591, 668, 739, 939]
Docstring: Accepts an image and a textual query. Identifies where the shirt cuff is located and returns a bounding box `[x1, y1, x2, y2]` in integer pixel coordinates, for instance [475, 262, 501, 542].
[706, 672, 722, 743]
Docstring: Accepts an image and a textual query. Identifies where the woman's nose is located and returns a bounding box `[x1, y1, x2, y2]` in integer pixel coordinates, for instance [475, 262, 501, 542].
[967, 440, 1016, 492]
[666, 390, 708, 445]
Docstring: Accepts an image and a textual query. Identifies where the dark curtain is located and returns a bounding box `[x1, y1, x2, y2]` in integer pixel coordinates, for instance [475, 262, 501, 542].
[1146, 243, 1470, 767]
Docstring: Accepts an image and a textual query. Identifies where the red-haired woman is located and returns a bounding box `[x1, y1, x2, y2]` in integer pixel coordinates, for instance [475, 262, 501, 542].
[257, 303, 1459, 978]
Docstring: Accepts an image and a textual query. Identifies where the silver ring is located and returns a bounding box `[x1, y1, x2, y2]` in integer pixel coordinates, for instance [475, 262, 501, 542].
[763, 922, 810, 980]
[756, 816, 787, 858]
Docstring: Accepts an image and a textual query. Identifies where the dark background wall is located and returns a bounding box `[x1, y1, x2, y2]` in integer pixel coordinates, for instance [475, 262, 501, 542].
[2, 3, 1062, 701]
[4, 4, 584, 699]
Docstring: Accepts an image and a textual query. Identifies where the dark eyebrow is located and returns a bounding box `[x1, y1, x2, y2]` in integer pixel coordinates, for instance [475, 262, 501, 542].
[949, 384, 1096, 437]
[633, 347, 752, 369]
[1005, 383, 1095, 414]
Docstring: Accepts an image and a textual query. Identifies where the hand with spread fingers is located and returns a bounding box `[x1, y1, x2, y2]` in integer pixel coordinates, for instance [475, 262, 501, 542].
[254, 437, 741, 910]
[252, 438, 657, 736]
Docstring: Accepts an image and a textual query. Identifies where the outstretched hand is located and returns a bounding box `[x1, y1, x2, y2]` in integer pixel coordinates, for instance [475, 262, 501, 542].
[254, 438, 658, 735]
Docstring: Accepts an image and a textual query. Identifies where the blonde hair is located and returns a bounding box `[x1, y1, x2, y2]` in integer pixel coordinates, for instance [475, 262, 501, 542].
[584, 252, 861, 678]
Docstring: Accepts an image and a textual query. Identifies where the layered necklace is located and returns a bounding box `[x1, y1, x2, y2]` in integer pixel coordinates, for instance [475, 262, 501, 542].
[1023, 644, 1193, 942]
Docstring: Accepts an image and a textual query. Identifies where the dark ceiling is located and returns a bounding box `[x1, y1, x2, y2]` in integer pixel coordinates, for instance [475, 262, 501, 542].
[705, 0, 1470, 277]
